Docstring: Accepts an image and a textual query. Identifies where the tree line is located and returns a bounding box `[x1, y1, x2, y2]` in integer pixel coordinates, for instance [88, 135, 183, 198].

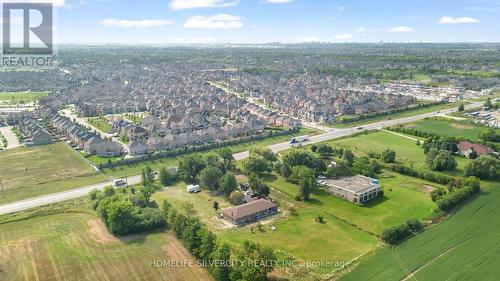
[162, 200, 276, 281]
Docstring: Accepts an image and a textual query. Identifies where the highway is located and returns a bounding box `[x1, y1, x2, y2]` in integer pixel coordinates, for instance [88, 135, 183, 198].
[0, 102, 481, 215]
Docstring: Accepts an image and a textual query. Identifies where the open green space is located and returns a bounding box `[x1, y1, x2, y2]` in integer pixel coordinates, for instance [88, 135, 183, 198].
[86, 117, 113, 133]
[0, 143, 105, 204]
[331, 102, 463, 128]
[403, 117, 498, 141]
[0, 199, 212, 281]
[262, 173, 437, 235]
[123, 113, 145, 125]
[0, 91, 50, 105]
[340, 180, 500, 281]
[325, 130, 469, 177]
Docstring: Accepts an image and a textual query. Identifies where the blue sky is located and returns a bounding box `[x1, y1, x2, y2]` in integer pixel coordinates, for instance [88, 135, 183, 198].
[19, 0, 500, 43]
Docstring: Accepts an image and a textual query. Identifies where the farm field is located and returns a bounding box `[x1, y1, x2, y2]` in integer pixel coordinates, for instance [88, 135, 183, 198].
[340, 180, 500, 281]
[0, 199, 212, 281]
[0, 143, 106, 204]
[402, 117, 497, 141]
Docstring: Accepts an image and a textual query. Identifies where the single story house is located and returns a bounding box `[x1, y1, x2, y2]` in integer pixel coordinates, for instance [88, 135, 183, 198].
[457, 141, 493, 158]
[222, 199, 278, 225]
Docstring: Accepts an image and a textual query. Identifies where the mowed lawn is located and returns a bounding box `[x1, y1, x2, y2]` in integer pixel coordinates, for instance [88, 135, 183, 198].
[262, 173, 437, 236]
[340, 180, 500, 281]
[0, 143, 107, 203]
[404, 117, 496, 141]
[326, 130, 470, 176]
[86, 117, 113, 133]
[0, 208, 212, 281]
[0, 91, 49, 104]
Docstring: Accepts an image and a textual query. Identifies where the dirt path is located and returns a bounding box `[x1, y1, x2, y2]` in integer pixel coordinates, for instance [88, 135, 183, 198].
[162, 235, 214, 281]
[381, 129, 421, 142]
[0, 126, 21, 149]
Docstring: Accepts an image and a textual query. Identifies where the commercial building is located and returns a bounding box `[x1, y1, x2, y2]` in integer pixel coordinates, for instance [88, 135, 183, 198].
[321, 175, 381, 204]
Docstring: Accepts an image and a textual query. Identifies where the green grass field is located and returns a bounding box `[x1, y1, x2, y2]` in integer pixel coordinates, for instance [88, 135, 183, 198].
[0, 199, 212, 281]
[340, 180, 500, 281]
[86, 117, 113, 133]
[325, 130, 469, 177]
[0, 91, 50, 105]
[215, 170, 438, 280]
[331, 102, 462, 128]
[404, 117, 497, 141]
[0, 143, 107, 203]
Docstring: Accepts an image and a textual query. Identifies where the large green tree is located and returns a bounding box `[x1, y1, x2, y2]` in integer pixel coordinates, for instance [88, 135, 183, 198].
[178, 155, 206, 183]
[464, 155, 500, 179]
[219, 173, 238, 197]
[200, 167, 223, 190]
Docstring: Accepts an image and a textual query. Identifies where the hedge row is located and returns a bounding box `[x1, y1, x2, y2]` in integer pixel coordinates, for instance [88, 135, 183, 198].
[381, 218, 423, 245]
[436, 182, 480, 211]
[389, 164, 456, 185]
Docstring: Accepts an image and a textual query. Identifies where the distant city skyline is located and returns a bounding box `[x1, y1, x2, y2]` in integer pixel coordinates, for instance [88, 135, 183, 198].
[2, 0, 500, 44]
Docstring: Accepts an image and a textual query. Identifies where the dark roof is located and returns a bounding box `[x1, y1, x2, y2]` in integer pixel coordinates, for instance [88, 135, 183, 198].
[222, 199, 277, 219]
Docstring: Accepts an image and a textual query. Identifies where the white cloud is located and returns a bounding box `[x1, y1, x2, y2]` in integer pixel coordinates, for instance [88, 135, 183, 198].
[183, 14, 243, 29]
[169, 0, 238, 10]
[388, 26, 413, 33]
[266, 0, 292, 3]
[101, 19, 175, 28]
[438, 16, 479, 24]
[333, 33, 353, 40]
[353, 27, 366, 33]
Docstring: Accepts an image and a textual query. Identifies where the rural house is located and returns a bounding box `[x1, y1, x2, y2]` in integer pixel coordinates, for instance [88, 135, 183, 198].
[222, 199, 278, 225]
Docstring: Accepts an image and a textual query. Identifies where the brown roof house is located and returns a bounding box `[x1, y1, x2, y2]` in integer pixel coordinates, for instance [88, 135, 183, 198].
[222, 199, 278, 225]
[457, 141, 493, 158]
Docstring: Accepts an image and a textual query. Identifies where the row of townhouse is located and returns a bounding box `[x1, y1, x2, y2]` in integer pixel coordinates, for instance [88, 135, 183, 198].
[17, 118, 53, 146]
[242, 103, 301, 128]
[51, 115, 122, 157]
[143, 118, 267, 154]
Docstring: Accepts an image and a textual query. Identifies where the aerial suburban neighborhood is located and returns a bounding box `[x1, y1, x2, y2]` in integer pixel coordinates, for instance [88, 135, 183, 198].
[0, 1, 500, 281]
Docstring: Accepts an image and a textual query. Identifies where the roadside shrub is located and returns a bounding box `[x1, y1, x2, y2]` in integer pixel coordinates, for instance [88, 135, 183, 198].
[406, 218, 423, 232]
[381, 218, 424, 245]
[436, 181, 480, 211]
[381, 224, 412, 245]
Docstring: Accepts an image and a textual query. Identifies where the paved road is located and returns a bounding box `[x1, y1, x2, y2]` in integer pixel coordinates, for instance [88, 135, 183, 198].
[0, 102, 481, 215]
[0, 125, 21, 149]
[0, 175, 141, 215]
